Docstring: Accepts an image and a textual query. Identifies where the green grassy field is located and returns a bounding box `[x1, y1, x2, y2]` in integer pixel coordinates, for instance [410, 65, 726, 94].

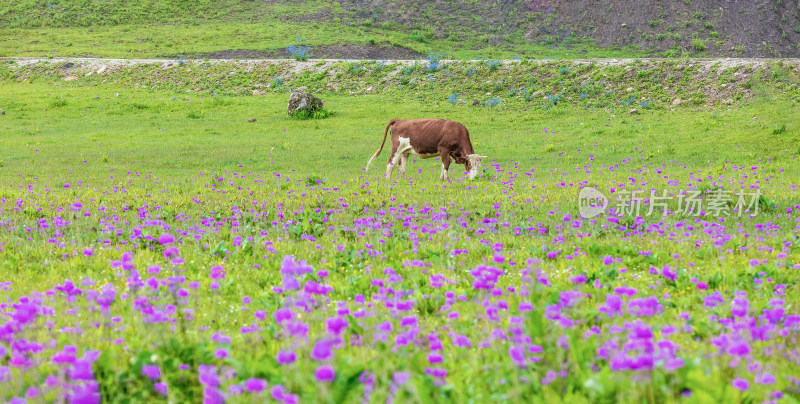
[3, 2, 800, 401]
[1, 81, 798, 182]
[1, 73, 800, 403]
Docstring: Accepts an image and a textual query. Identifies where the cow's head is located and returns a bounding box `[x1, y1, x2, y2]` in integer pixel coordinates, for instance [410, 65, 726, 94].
[466, 154, 487, 179]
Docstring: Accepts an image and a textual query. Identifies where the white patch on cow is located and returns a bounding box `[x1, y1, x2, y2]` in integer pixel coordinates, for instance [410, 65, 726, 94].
[414, 152, 440, 159]
[467, 154, 486, 180]
[403, 144, 439, 159]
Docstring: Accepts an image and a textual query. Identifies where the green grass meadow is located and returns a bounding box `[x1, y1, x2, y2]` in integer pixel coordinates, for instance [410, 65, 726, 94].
[2, 82, 797, 181]
[3, 0, 800, 401]
[1, 73, 800, 403]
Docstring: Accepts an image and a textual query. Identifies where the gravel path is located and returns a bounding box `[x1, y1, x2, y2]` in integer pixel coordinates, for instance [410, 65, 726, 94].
[3, 56, 800, 70]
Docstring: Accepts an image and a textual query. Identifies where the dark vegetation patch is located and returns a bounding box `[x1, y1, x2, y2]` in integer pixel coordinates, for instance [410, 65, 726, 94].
[178, 50, 279, 59]
[177, 44, 423, 60]
[2, 0, 799, 58]
[302, 43, 423, 59]
[530, 0, 800, 58]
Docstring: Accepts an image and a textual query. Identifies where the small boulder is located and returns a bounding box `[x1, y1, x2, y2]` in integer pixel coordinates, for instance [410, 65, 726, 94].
[287, 90, 323, 116]
[488, 36, 505, 47]
[671, 98, 682, 107]
[472, 100, 480, 106]
[248, 117, 257, 122]
[629, 108, 638, 115]
[0, 109, 5, 115]
[252, 90, 263, 96]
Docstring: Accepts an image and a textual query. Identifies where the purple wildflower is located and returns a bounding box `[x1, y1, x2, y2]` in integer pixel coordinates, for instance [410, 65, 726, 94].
[732, 378, 749, 391]
[158, 233, 175, 245]
[245, 378, 267, 393]
[141, 365, 161, 381]
[315, 365, 335, 383]
[276, 350, 296, 365]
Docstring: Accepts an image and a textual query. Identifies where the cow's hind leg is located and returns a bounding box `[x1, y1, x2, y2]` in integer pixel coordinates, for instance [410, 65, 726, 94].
[399, 152, 410, 177]
[385, 144, 399, 179]
[388, 137, 413, 180]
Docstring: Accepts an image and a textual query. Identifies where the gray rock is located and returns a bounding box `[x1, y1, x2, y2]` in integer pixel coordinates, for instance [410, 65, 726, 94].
[248, 117, 256, 122]
[488, 36, 505, 47]
[287, 91, 323, 116]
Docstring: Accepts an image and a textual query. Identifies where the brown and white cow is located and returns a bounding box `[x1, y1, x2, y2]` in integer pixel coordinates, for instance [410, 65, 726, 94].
[366, 118, 486, 181]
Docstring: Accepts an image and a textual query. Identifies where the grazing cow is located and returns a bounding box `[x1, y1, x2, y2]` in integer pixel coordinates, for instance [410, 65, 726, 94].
[366, 118, 486, 181]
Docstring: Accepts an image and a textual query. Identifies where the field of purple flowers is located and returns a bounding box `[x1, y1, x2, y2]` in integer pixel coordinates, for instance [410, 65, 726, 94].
[1, 146, 799, 403]
[0, 65, 799, 402]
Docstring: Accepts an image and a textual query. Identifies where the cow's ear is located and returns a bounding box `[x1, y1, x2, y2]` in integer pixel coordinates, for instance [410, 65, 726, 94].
[455, 156, 468, 164]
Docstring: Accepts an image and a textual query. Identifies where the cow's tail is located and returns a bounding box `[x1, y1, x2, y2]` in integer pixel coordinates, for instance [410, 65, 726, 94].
[366, 118, 398, 171]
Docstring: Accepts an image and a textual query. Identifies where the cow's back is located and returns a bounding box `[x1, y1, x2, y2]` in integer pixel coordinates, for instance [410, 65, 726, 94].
[392, 119, 470, 155]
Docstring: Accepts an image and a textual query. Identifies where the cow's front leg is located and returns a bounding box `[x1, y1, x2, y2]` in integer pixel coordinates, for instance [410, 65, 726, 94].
[438, 150, 453, 181]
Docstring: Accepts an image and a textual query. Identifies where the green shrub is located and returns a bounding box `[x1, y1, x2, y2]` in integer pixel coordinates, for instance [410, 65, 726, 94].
[289, 108, 333, 120]
[772, 123, 787, 135]
[692, 36, 709, 52]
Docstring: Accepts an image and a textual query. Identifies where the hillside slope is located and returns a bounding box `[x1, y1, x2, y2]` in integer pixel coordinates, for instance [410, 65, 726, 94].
[530, 0, 800, 57]
[1, 0, 798, 58]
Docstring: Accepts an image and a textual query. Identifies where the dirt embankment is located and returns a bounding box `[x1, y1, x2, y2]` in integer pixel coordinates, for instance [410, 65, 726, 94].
[3, 57, 800, 107]
[528, 0, 800, 58]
